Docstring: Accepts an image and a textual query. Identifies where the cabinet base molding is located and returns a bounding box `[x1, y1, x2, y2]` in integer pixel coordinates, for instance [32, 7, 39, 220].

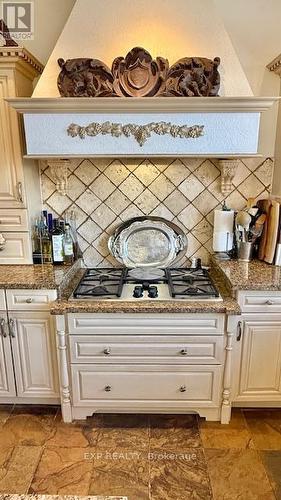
[232, 401, 281, 408]
[0, 397, 60, 404]
[71, 405, 221, 422]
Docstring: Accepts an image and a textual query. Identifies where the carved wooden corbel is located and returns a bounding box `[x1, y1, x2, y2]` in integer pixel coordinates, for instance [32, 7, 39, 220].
[218, 159, 239, 195]
[47, 159, 70, 195]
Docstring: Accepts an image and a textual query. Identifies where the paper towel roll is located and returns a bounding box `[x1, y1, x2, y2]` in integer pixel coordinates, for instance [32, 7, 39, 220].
[213, 231, 233, 252]
[213, 210, 234, 233]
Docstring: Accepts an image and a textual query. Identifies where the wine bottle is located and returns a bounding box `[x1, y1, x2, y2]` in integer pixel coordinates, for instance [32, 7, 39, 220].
[51, 219, 64, 265]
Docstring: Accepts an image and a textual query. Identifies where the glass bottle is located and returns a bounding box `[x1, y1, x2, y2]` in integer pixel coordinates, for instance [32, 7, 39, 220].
[63, 223, 74, 265]
[41, 223, 52, 264]
[51, 219, 64, 265]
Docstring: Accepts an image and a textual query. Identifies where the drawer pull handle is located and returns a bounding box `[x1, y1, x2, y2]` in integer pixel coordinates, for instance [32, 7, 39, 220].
[237, 320, 243, 342]
[265, 300, 274, 305]
[9, 318, 16, 338]
[0, 318, 7, 338]
[103, 347, 111, 355]
[104, 385, 112, 392]
[26, 298, 33, 304]
[179, 385, 187, 393]
[180, 348, 188, 355]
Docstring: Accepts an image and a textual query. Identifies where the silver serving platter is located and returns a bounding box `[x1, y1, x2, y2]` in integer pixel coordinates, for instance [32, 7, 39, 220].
[108, 216, 187, 268]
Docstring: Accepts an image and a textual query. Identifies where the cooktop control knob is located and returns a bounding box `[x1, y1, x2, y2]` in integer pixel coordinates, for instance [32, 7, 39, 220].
[148, 286, 158, 298]
[133, 285, 144, 298]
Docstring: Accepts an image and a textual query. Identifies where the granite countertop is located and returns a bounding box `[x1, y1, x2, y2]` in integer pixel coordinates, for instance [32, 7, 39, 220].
[0, 496, 127, 500]
[0, 261, 80, 295]
[213, 257, 281, 292]
[49, 266, 241, 316]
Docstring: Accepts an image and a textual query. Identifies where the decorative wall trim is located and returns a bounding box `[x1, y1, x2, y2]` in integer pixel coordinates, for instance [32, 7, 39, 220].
[67, 121, 204, 147]
[218, 159, 240, 195]
[57, 46, 220, 98]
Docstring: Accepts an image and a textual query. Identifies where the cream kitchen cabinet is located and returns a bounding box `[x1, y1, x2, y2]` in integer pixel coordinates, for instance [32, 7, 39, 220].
[232, 291, 281, 406]
[56, 312, 234, 423]
[0, 47, 43, 208]
[0, 289, 60, 403]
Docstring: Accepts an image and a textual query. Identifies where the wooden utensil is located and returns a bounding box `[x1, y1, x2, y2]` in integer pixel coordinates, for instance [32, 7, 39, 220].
[257, 199, 272, 260]
[264, 201, 280, 264]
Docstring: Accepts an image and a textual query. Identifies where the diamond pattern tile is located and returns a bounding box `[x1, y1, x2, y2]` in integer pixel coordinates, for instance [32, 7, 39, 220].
[163, 159, 189, 186]
[41, 157, 273, 266]
[74, 160, 100, 185]
[104, 160, 130, 186]
[149, 174, 175, 201]
[76, 189, 101, 214]
[90, 174, 115, 200]
[133, 160, 160, 186]
[119, 175, 144, 201]
[193, 190, 218, 216]
[78, 219, 102, 244]
[135, 189, 159, 214]
[178, 174, 205, 201]
[238, 174, 264, 199]
[105, 190, 131, 214]
[164, 191, 189, 216]
[67, 174, 86, 201]
[177, 204, 203, 230]
[194, 160, 220, 187]
[91, 203, 116, 230]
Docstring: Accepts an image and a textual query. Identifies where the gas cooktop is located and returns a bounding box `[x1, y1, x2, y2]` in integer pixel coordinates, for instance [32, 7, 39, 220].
[72, 263, 222, 302]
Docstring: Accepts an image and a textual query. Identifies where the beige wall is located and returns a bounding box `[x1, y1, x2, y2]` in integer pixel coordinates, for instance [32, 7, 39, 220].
[13, 0, 281, 188]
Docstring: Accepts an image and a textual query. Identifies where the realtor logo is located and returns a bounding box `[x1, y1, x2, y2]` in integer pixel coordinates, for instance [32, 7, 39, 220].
[1, 1, 34, 39]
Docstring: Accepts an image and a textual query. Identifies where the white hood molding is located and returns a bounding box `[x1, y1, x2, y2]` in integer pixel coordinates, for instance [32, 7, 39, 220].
[8, 96, 279, 158]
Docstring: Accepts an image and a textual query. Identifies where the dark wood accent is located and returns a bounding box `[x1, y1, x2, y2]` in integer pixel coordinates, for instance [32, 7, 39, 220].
[0, 20, 18, 47]
[57, 47, 220, 98]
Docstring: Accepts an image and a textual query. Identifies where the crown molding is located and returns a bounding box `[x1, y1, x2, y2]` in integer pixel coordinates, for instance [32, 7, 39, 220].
[267, 54, 281, 76]
[0, 46, 44, 75]
[6, 96, 280, 114]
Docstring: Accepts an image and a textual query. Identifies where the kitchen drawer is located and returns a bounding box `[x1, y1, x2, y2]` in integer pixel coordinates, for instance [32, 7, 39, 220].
[238, 291, 281, 313]
[0, 209, 28, 231]
[68, 313, 225, 336]
[0, 289, 6, 310]
[71, 364, 222, 406]
[0, 232, 31, 264]
[6, 289, 57, 310]
[69, 334, 224, 364]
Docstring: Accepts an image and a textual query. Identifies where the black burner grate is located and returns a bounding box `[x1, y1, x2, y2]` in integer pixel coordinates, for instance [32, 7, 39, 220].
[73, 268, 126, 298]
[166, 268, 220, 298]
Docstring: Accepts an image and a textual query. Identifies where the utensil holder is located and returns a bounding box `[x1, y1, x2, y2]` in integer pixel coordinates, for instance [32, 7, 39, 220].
[238, 242, 254, 262]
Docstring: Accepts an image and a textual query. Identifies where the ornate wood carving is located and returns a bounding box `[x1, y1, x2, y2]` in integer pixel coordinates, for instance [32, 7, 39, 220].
[0, 20, 18, 47]
[57, 47, 220, 98]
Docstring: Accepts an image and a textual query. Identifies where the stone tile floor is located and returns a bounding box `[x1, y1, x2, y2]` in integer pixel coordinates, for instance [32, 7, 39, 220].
[0, 405, 280, 499]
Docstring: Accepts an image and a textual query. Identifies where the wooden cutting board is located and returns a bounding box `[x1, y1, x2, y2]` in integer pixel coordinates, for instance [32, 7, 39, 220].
[257, 199, 272, 260]
[264, 200, 280, 264]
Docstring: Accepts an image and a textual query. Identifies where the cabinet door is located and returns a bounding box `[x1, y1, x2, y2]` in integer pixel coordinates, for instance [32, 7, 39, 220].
[10, 311, 59, 399]
[0, 312, 16, 397]
[233, 316, 281, 403]
[0, 71, 25, 208]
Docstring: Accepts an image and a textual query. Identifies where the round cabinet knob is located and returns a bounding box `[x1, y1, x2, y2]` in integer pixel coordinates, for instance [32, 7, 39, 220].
[103, 347, 111, 355]
[104, 385, 112, 392]
[180, 348, 188, 356]
[179, 385, 187, 393]
[26, 298, 33, 304]
[265, 300, 274, 305]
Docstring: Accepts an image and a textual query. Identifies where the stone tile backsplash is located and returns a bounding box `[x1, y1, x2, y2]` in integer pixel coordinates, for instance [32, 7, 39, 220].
[40, 157, 273, 267]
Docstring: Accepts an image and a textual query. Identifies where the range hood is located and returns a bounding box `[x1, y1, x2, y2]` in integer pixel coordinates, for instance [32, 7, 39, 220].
[6, 0, 279, 158]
